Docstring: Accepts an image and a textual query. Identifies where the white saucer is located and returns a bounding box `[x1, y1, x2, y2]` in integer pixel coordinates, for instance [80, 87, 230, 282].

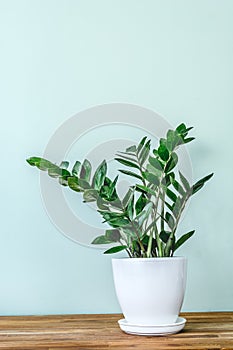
[118, 317, 186, 336]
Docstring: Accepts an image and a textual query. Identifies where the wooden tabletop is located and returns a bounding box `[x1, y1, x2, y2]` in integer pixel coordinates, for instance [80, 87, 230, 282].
[0, 312, 232, 349]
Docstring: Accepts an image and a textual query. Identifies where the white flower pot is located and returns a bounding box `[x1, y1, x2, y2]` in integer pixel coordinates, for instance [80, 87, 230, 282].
[112, 257, 187, 325]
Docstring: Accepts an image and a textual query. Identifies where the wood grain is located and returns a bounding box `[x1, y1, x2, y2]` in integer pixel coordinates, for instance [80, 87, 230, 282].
[0, 312, 232, 349]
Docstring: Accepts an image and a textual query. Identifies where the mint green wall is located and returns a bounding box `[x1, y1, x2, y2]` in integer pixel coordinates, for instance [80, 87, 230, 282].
[0, 0, 232, 315]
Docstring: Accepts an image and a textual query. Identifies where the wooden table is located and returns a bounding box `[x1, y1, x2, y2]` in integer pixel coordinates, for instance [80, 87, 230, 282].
[0, 312, 232, 349]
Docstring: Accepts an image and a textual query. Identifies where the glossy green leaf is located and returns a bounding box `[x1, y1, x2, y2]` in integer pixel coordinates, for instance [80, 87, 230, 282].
[60, 161, 69, 169]
[115, 158, 140, 169]
[171, 179, 186, 196]
[96, 196, 110, 210]
[158, 143, 169, 161]
[126, 145, 137, 153]
[126, 193, 134, 220]
[105, 229, 121, 242]
[92, 160, 107, 190]
[103, 245, 127, 254]
[119, 169, 143, 181]
[166, 188, 177, 202]
[26, 157, 55, 171]
[80, 159, 92, 182]
[135, 193, 147, 215]
[91, 235, 112, 244]
[165, 212, 175, 230]
[184, 137, 195, 144]
[137, 136, 147, 155]
[165, 201, 174, 212]
[72, 161, 81, 176]
[164, 153, 178, 173]
[174, 230, 195, 251]
[172, 197, 182, 218]
[135, 184, 156, 196]
[148, 156, 164, 171]
[135, 202, 153, 227]
[179, 171, 191, 192]
[48, 166, 62, 178]
[176, 123, 187, 134]
[83, 189, 99, 202]
[59, 176, 68, 186]
[78, 178, 91, 189]
[159, 230, 171, 243]
[143, 171, 160, 186]
[192, 173, 214, 195]
[139, 140, 151, 165]
[164, 233, 175, 257]
[122, 188, 134, 208]
[115, 154, 137, 163]
[107, 217, 130, 228]
[68, 177, 82, 192]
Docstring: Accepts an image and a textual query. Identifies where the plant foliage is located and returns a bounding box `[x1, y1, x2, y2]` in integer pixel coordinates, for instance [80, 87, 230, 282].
[27, 123, 213, 258]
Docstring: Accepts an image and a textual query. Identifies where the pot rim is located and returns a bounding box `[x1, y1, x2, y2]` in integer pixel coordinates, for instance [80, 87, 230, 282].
[112, 256, 187, 262]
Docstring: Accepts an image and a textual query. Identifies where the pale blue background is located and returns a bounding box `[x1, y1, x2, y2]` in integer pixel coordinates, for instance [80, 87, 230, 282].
[0, 0, 232, 315]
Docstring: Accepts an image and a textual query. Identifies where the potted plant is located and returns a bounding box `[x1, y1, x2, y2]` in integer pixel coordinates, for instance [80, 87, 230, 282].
[27, 123, 213, 335]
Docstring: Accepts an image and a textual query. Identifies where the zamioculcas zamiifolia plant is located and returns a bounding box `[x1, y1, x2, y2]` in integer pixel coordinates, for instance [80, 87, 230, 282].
[27, 123, 213, 258]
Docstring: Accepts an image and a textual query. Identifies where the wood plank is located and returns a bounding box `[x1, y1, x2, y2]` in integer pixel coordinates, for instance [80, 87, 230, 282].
[0, 312, 232, 349]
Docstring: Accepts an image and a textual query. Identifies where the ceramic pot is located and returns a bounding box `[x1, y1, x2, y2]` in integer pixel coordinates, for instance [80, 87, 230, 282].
[112, 257, 187, 325]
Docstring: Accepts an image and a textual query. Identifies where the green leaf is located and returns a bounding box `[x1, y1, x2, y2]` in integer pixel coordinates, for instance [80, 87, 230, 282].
[103, 245, 127, 254]
[48, 166, 62, 178]
[166, 188, 177, 202]
[159, 230, 171, 243]
[115, 158, 140, 169]
[108, 175, 119, 199]
[165, 212, 175, 230]
[135, 202, 153, 227]
[126, 145, 137, 153]
[139, 140, 151, 165]
[165, 153, 178, 173]
[148, 156, 164, 171]
[72, 161, 81, 176]
[96, 196, 110, 210]
[174, 230, 195, 251]
[165, 201, 174, 212]
[171, 179, 186, 196]
[179, 171, 191, 192]
[164, 232, 175, 257]
[105, 229, 121, 242]
[166, 129, 180, 152]
[80, 159, 92, 182]
[92, 160, 107, 190]
[172, 197, 182, 218]
[122, 188, 134, 208]
[184, 137, 195, 144]
[26, 157, 55, 171]
[135, 184, 156, 196]
[107, 217, 130, 228]
[143, 172, 160, 186]
[115, 154, 137, 163]
[161, 172, 174, 186]
[126, 193, 134, 220]
[59, 176, 68, 186]
[137, 136, 147, 155]
[60, 161, 69, 169]
[158, 143, 169, 161]
[78, 178, 91, 189]
[176, 123, 187, 134]
[119, 169, 143, 181]
[192, 173, 214, 195]
[135, 194, 147, 215]
[83, 189, 99, 202]
[91, 235, 112, 244]
[68, 177, 82, 192]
